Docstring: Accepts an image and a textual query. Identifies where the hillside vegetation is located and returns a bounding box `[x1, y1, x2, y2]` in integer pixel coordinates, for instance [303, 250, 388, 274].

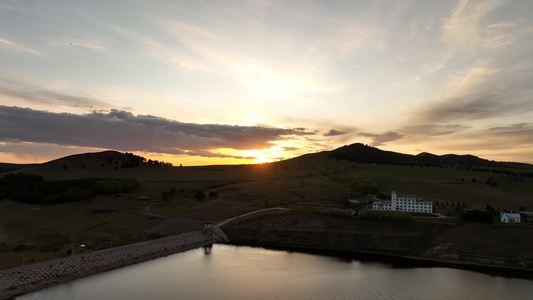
[1, 144, 532, 271]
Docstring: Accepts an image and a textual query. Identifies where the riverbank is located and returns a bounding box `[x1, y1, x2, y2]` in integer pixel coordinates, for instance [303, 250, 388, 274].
[225, 240, 533, 280]
[221, 212, 533, 280]
[0, 231, 215, 300]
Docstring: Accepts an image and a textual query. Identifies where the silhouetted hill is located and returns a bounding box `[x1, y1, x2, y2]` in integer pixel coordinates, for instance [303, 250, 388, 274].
[2, 144, 531, 179]
[41, 150, 133, 169]
[329, 143, 531, 169]
[329, 143, 417, 165]
[0, 151, 144, 178]
[0, 163, 36, 173]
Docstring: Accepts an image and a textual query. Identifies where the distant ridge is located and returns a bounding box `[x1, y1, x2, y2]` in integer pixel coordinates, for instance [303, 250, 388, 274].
[330, 143, 417, 165]
[0, 151, 136, 176]
[328, 143, 531, 168]
[0, 163, 37, 173]
[41, 150, 129, 168]
[2, 144, 531, 175]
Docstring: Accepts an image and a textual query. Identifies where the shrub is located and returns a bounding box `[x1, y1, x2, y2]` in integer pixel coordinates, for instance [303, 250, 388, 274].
[14, 244, 27, 252]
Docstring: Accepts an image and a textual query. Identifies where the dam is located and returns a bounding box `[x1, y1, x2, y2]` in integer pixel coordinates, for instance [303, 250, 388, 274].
[0, 230, 225, 299]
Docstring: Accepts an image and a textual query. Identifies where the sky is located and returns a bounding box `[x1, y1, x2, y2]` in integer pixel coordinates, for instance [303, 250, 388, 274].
[1, 0, 533, 166]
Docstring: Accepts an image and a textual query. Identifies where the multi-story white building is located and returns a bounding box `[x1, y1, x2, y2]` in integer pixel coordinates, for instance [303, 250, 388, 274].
[373, 191, 433, 213]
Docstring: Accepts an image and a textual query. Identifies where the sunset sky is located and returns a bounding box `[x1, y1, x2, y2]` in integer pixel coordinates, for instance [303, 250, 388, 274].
[1, 0, 533, 165]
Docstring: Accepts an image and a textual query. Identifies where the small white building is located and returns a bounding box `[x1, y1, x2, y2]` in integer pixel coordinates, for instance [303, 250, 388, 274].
[500, 212, 520, 223]
[373, 191, 433, 213]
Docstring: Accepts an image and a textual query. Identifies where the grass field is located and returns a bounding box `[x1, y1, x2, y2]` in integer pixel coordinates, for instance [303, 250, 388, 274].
[1, 151, 533, 270]
[341, 164, 533, 211]
[0, 157, 355, 269]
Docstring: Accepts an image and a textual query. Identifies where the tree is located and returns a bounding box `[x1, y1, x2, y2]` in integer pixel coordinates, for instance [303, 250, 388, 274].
[194, 190, 206, 200]
[455, 206, 465, 218]
[486, 204, 498, 216]
[462, 209, 493, 223]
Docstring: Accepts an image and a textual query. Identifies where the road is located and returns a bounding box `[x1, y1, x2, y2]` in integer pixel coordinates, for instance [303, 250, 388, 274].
[215, 207, 289, 228]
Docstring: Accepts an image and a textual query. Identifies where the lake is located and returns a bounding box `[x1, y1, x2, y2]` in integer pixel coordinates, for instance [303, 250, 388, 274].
[17, 244, 533, 300]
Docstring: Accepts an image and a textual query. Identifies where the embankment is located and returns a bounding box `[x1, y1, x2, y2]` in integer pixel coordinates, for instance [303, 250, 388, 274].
[222, 213, 533, 279]
[0, 231, 215, 299]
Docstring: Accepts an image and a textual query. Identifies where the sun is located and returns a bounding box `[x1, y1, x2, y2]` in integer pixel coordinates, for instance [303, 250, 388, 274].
[254, 154, 275, 164]
[242, 146, 285, 164]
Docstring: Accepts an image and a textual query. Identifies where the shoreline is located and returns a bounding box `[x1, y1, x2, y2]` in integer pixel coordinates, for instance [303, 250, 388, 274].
[0, 231, 215, 300]
[3, 229, 533, 299]
[225, 241, 533, 280]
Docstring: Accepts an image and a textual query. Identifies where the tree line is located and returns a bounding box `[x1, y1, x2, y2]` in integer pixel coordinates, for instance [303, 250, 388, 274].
[0, 173, 139, 204]
[121, 153, 173, 168]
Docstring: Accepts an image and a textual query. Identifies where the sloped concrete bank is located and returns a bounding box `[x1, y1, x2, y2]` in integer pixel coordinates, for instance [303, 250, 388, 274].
[0, 231, 215, 299]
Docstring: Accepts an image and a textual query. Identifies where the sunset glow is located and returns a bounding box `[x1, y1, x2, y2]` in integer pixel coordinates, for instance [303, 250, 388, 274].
[1, 1, 533, 165]
[242, 146, 286, 164]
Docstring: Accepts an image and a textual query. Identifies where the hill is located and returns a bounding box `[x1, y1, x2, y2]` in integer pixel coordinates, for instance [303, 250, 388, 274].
[40, 150, 135, 169]
[0, 163, 36, 173]
[1, 144, 533, 273]
[1, 151, 152, 180]
[328, 143, 532, 169]
[3, 144, 532, 182]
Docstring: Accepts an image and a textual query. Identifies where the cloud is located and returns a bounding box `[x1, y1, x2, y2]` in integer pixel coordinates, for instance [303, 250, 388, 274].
[482, 20, 526, 49]
[441, 0, 502, 45]
[183, 150, 242, 159]
[0, 142, 106, 162]
[401, 124, 469, 136]
[485, 123, 533, 144]
[0, 79, 114, 110]
[0, 36, 40, 55]
[415, 60, 533, 123]
[0, 106, 315, 157]
[105, 22, 197, 70]
[48, 38, 111, 53]
[357, 131, 403, 146]
[135, 4, 347, 98]
[281, 146, 300, 152]
[323, 129, 347, 137]
[421, 81, 533, 123]
[415, 123, 533, 162]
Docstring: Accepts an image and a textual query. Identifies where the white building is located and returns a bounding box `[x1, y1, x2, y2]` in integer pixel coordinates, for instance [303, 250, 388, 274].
[373, 191, 433, 213]
[500, 212, 520, 223]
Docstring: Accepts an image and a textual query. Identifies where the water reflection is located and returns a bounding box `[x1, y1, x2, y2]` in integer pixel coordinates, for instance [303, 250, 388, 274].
[203, 245, 212, 255]
[18, 244, 533, 300]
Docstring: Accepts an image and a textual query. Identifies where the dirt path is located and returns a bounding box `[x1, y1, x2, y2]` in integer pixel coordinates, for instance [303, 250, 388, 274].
[214, 207, 289, 228]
